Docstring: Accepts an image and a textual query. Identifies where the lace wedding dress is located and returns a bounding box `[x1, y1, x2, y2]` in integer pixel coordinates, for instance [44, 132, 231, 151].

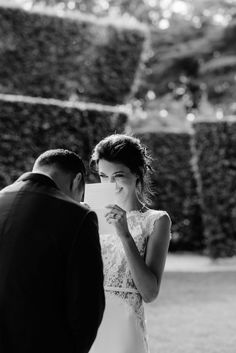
[90, 209, 169, 353]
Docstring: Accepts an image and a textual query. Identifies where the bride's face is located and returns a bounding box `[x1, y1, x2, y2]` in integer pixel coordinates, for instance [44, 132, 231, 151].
[98, 159, 138, 206]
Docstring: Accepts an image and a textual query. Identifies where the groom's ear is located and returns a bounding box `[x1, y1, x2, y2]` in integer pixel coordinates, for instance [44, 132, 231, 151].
[70, 172, 82, 188]
[71, 172, 85, 202]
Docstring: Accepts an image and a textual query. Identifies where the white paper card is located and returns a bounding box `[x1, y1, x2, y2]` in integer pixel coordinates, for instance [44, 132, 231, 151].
[84, 183, 116, 235]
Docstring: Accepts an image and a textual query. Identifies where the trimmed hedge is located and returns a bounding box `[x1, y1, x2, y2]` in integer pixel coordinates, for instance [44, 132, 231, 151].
[0, 95, 127, 187]
[193, 119, 236, 258]
[0, 6, 147, 105]
[138, 132, 204, 252]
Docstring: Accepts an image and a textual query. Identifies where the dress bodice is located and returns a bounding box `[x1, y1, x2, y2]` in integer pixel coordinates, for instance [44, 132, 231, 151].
[100, 209, 169, 292]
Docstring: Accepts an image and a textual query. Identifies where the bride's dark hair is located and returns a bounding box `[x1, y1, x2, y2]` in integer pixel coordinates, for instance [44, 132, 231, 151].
[90, 134, 154, 205]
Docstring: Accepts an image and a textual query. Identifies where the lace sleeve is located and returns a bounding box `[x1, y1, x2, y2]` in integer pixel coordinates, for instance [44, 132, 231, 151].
[146, 211, 171, 238]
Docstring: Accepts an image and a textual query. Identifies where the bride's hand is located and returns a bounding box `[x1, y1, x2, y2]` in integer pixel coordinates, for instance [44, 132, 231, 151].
[105, 204, 130, 239]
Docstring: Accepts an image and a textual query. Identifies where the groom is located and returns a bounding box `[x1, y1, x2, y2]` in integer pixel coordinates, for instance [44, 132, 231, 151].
[0, 149, 105, 353]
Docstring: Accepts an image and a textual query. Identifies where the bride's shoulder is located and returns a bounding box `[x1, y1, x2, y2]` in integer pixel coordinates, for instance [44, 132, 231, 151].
[144, 209, 171, 234]
[145, 208, 170, 220]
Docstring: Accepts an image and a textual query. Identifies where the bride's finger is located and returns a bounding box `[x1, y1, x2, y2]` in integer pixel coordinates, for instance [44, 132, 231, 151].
[105, 210, 121, 218]
[106, 204, 125, 213]
[105, 212, 118, 220]
[105, 204, 115, 210]
[105, 211, 114, 218]
[105, 214, 117, 224]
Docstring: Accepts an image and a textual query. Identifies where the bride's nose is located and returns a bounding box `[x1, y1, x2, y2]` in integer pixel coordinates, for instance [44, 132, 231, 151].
[109, 177, 119, 189]
[109, 176, 116, 183]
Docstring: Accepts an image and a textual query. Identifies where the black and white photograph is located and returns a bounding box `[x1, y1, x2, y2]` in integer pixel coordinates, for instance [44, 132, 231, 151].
[0, 1, 236, 352]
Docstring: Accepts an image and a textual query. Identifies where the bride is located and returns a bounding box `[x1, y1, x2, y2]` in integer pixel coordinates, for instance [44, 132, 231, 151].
[89, 134, 171, 353]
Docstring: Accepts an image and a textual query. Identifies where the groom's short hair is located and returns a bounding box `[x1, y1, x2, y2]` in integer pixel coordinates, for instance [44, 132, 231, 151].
[33, 149, 86, 176]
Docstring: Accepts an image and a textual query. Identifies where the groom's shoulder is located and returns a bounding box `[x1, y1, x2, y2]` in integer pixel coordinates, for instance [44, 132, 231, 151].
[0, 175, 84, 210]
[55, 191, 89, 214]
[0, 180, 23, 194]
[0, 178, 93, 227]
[54, 193, 97, 229]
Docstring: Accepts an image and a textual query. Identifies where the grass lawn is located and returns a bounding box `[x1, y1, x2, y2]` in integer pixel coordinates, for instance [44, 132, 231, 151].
[145, 272, 236, 353]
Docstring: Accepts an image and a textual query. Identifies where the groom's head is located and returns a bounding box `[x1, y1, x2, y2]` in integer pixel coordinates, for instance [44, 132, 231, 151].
[33, 149, 86, 202]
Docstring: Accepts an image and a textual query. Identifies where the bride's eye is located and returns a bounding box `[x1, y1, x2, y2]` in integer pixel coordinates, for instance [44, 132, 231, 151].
[115, 174, 124, 179]
[99, 175, 107, 179]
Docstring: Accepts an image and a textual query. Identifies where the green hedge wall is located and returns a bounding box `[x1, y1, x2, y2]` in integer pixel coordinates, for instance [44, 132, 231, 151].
[193, 119, 236, 258]
[138, 132, 204, 252]
[0, 96, 127, 187]
[0, 6, 146, 105]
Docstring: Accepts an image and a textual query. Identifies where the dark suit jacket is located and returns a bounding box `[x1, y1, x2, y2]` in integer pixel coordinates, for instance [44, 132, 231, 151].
[0, 172, 105, 353]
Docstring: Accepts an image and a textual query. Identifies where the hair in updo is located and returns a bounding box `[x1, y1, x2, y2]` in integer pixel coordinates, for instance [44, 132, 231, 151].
[90, 134, 154, 204]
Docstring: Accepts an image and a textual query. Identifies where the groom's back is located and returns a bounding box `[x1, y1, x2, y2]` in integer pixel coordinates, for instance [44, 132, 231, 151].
[0, 173, 104, 353]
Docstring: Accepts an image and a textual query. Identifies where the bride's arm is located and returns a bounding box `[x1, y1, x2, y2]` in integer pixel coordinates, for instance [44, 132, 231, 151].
[106, 206, 171, 303]
[122, 215, 170, 303]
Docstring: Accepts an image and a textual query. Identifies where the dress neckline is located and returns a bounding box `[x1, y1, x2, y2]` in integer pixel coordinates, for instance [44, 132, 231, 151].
[127, 208, 151, 216]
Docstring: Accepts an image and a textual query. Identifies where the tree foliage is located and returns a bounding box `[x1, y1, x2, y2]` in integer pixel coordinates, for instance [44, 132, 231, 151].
[8, 0, 236, 126]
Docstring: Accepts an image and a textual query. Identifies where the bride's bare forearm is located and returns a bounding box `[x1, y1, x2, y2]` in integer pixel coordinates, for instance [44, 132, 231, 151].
[121, 235, 158, 303]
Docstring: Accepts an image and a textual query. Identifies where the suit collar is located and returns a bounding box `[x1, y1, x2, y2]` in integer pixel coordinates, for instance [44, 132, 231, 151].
[17, 172, 59, 190]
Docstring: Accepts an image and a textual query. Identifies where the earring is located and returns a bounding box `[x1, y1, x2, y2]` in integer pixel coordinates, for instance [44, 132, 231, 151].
[136, 180, 141, 193]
